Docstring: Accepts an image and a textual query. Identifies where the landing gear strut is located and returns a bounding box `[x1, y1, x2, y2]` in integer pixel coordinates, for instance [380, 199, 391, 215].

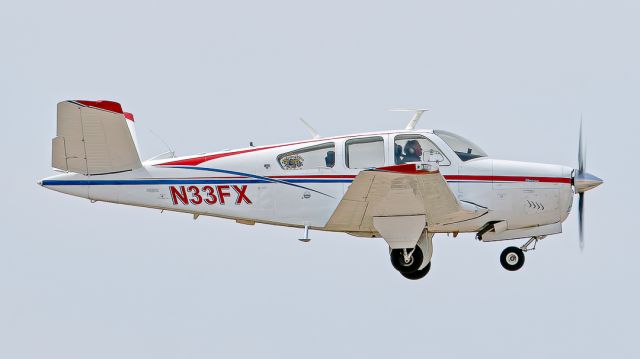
[499, 236, 544, 271]
[390, 246, 424, 274]
[388, 230, 433, 280]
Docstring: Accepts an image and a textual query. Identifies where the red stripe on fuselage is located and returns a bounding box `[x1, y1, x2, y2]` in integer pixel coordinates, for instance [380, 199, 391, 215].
[375, 163, 439, 174]
[444, 175, 571, 184]
[157, 148, 280, 166]
[150, 173, 569, 184]
[269, 175, 356, 179]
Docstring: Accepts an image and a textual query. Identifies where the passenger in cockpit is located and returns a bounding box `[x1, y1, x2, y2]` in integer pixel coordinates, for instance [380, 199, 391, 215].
[394, 144, 404, 164]
[325, 150, 335, 167]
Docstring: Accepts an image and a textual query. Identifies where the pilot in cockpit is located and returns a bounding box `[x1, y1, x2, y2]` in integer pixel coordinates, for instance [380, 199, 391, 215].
[402, 140, 423, 163]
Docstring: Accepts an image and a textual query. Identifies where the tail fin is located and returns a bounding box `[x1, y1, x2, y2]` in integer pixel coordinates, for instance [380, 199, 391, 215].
[123, 111, 142, 156]
[52, 100, 142, 175]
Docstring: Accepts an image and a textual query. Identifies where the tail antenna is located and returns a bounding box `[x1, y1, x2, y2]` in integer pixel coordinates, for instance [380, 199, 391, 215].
[145, 127, 176, 160]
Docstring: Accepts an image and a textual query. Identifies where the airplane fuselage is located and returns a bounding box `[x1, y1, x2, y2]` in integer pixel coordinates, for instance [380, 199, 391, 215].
[41, 129, 575, 240]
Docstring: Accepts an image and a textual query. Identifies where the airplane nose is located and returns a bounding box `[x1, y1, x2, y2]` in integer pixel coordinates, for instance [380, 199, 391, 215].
[573, 171, 603, 193]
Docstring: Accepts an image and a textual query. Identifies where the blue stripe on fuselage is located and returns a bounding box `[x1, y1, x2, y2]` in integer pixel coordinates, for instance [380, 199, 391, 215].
[41, 178, 353, 186]
[41, 166, 508, 188]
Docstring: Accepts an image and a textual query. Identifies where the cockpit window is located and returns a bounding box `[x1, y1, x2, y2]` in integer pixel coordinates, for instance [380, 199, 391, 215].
[394, 134, 450, 165]
[277, 143, 335, 170]
[434, 130, 488, 162]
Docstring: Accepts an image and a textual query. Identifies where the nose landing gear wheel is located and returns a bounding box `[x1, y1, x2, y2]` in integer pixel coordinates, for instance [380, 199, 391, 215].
[390, 246, 424, 274]
[500, 246, 525, 271]
[400, 262, 431, 280]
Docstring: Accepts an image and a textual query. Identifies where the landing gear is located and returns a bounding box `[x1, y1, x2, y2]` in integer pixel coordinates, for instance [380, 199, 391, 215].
[499, 236, 544, 271]
[500, 247, 525, 271]
[387, 231, 433, 280]
[400, 262, 431, 280]
[390, 246, 424, 274]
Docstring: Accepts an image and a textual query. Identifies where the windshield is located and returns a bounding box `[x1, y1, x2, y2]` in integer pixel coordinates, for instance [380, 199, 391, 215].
[434, 130, 488, 161]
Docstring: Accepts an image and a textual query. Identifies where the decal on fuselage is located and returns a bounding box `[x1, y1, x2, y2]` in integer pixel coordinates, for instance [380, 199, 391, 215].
[280, 154, 304, 170]
[169, 185, 252, 205]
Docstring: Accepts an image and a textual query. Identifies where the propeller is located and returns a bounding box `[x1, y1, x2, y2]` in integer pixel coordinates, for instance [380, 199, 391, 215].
[573, 118, 603, 250]
[578, 121, 585, 249]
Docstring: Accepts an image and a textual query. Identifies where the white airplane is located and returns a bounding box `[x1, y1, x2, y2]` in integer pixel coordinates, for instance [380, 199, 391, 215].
[39, 100, 603, 280]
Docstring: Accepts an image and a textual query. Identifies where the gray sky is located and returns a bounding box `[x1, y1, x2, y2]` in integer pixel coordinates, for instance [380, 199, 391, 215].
[1, 1, 637, 358]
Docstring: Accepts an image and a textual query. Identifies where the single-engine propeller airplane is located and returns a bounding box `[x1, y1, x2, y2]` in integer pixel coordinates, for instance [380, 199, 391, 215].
[39, 100, 603, 280]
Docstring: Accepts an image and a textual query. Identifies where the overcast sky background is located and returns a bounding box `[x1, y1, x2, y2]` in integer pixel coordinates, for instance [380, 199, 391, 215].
[1, 1, 638, 358]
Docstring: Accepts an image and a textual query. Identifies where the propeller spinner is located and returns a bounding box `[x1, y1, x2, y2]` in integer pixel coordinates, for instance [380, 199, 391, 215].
[572, 120, 604, 249]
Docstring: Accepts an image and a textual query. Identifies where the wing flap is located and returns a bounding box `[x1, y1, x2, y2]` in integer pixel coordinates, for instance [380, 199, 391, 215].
[325, 200, 368, 231]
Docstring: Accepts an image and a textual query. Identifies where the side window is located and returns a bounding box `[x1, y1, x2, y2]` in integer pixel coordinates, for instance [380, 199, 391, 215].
[394, 134, 450, 165]
[345, 136, 385, 169]
[277, 143, 335, 170]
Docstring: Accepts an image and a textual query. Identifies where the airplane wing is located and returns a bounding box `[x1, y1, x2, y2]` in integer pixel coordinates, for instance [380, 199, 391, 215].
[52, 100, 142, 175]
[324, 164, 487, 248]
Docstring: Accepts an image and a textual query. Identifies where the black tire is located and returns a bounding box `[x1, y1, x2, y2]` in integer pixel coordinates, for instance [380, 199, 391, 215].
[390, 246, 424, 274]
[500, 246, 525, 271]
[401, 262, 431, 280]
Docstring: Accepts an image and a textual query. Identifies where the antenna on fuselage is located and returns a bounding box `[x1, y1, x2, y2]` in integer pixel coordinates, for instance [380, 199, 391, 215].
[299, 117, 321, 139]
[144, 126, 176, 160]
[390, 108, 429, 130]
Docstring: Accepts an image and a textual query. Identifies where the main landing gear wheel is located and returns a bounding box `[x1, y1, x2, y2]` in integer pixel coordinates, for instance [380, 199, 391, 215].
[400, 262, 431, 280]
[390, 246, 424, 274]
[500, 246, 525, 271]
